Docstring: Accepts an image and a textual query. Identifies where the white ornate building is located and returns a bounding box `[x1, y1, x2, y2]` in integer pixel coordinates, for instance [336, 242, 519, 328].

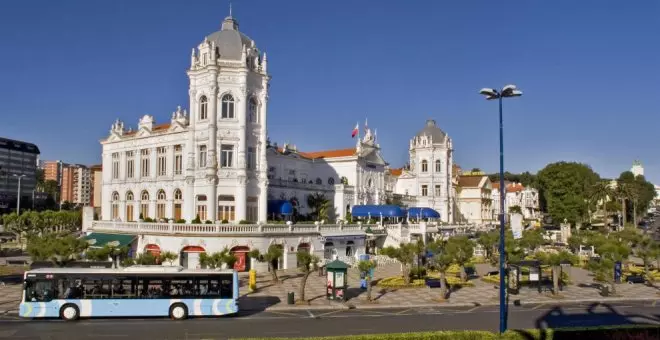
[384, 120, 455, 223]
[102, 15, 269, 224]
[492, 182, 540, 220]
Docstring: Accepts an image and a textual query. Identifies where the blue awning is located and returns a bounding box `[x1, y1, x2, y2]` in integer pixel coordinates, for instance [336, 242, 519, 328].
[407, 207, 441, 219]
[268, 200, 293, 215]
[351, 205, 404, 218]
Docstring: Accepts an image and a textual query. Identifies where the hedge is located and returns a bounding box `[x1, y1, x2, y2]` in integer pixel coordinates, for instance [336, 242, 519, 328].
[238, 326, 660, 340]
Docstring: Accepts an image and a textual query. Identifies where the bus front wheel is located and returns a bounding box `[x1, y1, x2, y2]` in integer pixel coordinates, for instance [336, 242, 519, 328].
[169, 303, 188, 320]
[60, 304, 79, 321]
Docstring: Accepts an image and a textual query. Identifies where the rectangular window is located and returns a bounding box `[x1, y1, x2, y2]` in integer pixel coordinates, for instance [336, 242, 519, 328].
[247, 147, 256, 170]
[157, 147, 167, 176]
[156, 203, 166, 220]
[421, 185, 428, 196]
[220, 144, 233, 168]
[435, 185, 441, 196]
[112, 153, 119, 179]
[174, 145, 183, 175]
[140, 149, 150, 177]
[197, 204, 207, 221]
[435, 161, 442, 172]
[126, 151, 134, 179]
[140, 202, 149, 219]
[198, 145, 207, 168]
[218, 205, 235, 221]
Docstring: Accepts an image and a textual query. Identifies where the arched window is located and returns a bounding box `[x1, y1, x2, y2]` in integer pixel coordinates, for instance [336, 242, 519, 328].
[111, 192, 120, 220]
[140, 190, 150, 219]
[421, 160, 428, 173]
[248, 98, 258, 123]
[328, 177, 335, 185]
[173, 189, 183, 221]
[435, 160, 441, 172]
[156, 189, 166, 220]
[125, 191, 134, 222]
[346, 240, 354, 257]
[221, 94, 235, 119]
[315, 178, 322, 185]
[199, 96, 208, 120]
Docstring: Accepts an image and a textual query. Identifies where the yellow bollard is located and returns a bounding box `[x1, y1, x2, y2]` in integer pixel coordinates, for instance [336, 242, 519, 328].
[249, 269, 257, 292]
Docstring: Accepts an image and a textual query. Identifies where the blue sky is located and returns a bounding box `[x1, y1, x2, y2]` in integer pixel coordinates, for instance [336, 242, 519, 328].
[1, 1, 658, 183]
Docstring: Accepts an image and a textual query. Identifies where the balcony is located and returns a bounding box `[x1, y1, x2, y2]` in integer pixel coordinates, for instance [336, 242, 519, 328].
[268, 178, 333, 191]
[88, 220, 371, 236]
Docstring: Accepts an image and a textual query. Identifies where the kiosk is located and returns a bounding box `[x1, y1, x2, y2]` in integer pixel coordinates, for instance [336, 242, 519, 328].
[326, 260, 349, 301]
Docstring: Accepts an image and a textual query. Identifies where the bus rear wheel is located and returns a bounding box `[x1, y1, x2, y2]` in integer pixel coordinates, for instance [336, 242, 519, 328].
[169, 303, 188, 320]
[60, 304, 79, 321]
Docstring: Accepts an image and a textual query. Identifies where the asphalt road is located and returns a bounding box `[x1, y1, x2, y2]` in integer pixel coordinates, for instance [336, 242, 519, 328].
[0, 300, 658, 339]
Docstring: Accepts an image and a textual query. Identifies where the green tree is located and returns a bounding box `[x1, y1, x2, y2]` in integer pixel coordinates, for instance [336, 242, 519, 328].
[357, 259, 377, 301]
[508, 205, 523, 215]
[587, 233, 631, 295]
[306, 193, 330, 221]
[296, 251, 320, 302]
[427, 239, 453, 297]
[634, 236, 656, 283]
[536, 162, 600, 224]
[249, 245, 284, 283]
[380, 243, 418, 284]
[519, 228, 545, 253]
[534, 251, 575, 295]
[27, 234, 89, 267]
[591, 181, 613, 226]
[445, 236, 474, 282]
[199, 248, 236, 270]
[160, 251, 179, 266]
[477, 231, 498, 262]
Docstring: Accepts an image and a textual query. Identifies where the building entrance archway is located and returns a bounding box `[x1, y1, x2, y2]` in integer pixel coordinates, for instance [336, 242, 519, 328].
[230, 246, 250, 272]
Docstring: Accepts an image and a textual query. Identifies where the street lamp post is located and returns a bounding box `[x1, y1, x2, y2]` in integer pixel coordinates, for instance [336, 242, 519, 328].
[479, 85, 522, 334]
[13, 174, 26, 215]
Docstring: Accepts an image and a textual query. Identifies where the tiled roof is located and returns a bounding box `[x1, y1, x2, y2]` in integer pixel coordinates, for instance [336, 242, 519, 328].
[123, 123, 171, 137]
[299, 148, 356, 159]
[492, 182, 500, 190]
[389, 168, 403, 176]
[507, 183, 525, 192]
[89, 164, 102, 171]
[458, 175, 485, 188]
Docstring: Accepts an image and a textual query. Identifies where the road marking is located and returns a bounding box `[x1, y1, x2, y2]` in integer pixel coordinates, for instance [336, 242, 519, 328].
[464, 306, 481, 313]
[306, 310, 315, 318]
[315, 310, 345, 317]
[395, 308, 412, 315]
[530, 303, 545, 310]
[266, 311, 304, 317]
[266, 331, 301, 335]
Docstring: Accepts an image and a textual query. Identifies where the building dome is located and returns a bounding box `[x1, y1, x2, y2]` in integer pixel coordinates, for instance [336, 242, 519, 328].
[205, 16, 255, 60]
[415, 119, 447, 143]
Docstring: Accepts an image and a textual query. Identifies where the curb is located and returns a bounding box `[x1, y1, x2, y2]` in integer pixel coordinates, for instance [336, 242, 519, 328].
[249, 297, 660, 312]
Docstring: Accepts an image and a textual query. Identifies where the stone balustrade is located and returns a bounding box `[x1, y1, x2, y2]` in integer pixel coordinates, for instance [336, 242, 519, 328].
[88, 220, 373, 236]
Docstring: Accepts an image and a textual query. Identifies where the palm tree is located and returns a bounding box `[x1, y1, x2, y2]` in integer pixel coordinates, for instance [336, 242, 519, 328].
[615, 183, 633, 227]
[591, 181, 612, 228]
[159, 251, 179, 266]
[306, 193, 330, 221]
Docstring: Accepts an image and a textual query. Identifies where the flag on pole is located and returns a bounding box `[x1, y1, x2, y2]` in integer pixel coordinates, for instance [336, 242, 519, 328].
[351, 123, 359, 138]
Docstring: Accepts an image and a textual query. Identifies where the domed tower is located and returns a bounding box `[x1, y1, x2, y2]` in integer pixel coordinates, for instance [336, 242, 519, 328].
[185, 12, 270, 223]
[408, 119, 454, 223]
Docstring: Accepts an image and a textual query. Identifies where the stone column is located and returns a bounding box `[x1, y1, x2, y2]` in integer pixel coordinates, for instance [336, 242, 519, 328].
[234, 86, 248, 222]
[166, 199, 174, 219]
[185, 89, 197, 221]
[149, 199, 156, 220]
[167, 145, 175, 177]
[258, 91, 269, 223]
[207, 83, 219, 221]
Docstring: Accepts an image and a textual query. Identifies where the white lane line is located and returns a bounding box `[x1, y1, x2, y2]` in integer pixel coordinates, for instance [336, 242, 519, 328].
[530, 304, 545, 310]
[306, 310, 315, 318]
[315, 310, 345, 317]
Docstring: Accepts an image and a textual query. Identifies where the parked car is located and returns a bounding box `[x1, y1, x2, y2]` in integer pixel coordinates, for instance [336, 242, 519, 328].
[626, 274, 646, 284]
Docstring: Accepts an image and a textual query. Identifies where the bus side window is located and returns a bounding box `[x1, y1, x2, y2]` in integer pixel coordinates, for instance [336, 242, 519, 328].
[83, 280, 111, 299]
[220, 278, 232, 299]
[25, 280, 55, 302]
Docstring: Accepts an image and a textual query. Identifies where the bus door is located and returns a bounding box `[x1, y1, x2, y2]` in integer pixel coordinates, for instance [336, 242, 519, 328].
[23, 275, 57, 317]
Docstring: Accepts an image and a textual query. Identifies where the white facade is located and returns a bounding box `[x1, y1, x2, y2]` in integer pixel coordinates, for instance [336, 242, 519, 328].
[631, 160, 644, 177]
[491, 182, 540, 220]
[456, 175, 492, 225]
[385, 120, 454, 223]
[101, 15, 269, 224]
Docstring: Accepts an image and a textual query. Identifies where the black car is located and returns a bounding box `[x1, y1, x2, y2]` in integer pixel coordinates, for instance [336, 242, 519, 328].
[626, 274, 646, 284]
